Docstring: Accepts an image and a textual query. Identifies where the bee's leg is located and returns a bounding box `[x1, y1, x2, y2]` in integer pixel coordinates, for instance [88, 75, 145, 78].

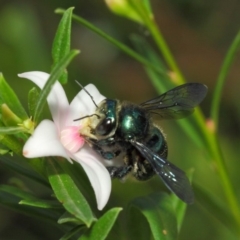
[93, 146, 118, 160]
[107, 149, 133, 179]
[106, 165, 133, 179]
[133, 159, 155, 181]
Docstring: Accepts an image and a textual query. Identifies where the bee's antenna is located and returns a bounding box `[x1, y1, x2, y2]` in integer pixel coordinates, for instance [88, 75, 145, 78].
[75, 80, 98, 108]
[73, 113, 100, 122]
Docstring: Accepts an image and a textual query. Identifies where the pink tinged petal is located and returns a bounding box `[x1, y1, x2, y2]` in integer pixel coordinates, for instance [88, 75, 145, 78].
[23, 120, 72, 163]
[60, 126, 85, 153]
[66, 84, 106, 126]
[18, 71, 69, 131]
[72, 146, 111, 210]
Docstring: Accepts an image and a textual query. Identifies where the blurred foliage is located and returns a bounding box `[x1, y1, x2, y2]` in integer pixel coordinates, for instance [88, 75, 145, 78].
[0, 0, 240, 239]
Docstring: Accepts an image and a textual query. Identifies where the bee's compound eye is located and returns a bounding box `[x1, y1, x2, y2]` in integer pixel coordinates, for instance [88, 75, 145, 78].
[96, 118, 114, 136]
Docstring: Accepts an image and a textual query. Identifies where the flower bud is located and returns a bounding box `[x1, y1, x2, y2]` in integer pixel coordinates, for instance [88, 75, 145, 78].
[105, 0, 146, 25]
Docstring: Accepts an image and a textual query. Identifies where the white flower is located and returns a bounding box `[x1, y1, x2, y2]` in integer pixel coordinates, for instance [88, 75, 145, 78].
[18, 71, 111, 210]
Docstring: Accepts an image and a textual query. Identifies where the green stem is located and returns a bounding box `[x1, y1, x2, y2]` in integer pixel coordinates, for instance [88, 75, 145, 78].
[55, 8, 168, 79]
[130, 1, 185, 85]
[208, 133, 240, 229]
[136, 2, 240, 231]
[211, 30, 240, 130]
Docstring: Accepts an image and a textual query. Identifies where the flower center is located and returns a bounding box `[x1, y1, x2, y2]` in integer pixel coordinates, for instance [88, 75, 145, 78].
[60, 126, 85, 153]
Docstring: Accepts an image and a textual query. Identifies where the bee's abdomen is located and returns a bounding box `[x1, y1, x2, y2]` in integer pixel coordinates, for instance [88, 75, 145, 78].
[146, 127, 168, 158]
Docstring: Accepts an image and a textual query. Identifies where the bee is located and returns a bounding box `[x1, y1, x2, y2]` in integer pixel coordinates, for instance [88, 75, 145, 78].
[77, 83, 207, 204]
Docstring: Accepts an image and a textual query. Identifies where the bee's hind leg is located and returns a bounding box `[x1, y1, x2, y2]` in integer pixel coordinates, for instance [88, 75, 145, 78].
[106, 165, 132, 179]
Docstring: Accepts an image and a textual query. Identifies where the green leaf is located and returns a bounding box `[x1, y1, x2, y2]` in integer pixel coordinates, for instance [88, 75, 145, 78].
[33, 49, 79, 123]
[52, 7, 74, 84]
[0, 156, 48, 186]
[58, 211, 83, 224]
[0, 190, 62, 228]
[194, 183, 239, 236]
[0, 184, 60, 209]
[60, 225, 87, 240]
[0, 126, 24, 134]
[0, 130, 47, 177]
[128, 192, 177, 240]
[142, 0, 152, 14]
[20, 199, 61, 209]
[47, 159, 95, 227]
[171, 169, 194, 232]
[211, 30, 240, 130]
[55, 9, 166, 77]
[28, 87, 39, 117]
[0, 73, 28, 119]
[0, 184, 41, 201]
[79, 208, 122, 240]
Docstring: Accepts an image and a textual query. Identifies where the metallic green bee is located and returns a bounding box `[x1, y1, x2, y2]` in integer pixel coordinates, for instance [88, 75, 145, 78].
[78, 83, 207, 204]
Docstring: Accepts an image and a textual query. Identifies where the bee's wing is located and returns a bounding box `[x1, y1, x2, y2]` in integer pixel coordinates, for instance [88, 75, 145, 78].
[140, 83, 207, 119]
[131, 139, 194, 204]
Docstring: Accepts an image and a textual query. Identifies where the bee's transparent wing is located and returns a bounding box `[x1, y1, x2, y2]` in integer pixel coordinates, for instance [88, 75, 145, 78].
[131, 140, 194, 204]
[140, 83, 207, 119]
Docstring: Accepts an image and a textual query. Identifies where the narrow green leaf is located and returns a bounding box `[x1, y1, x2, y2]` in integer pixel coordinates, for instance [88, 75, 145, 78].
[0, 184, 39, 201]
[58, 211, 83, 224]
[60, 225, 87, 240]
[171, 169, 194, 232]
[0, 131, 47, 177]
[20, 199, 61, 209]
[28, 87, 39, 117]
[55, 8, 166, 77]
[142, 0, 152, 14]
[211, 30, 240, 130]
[79, 208, 122, 240]
[0, 73, 28, 119]
[52, 7, 74, 84]
[194, 183, 239, 236]
[33, 49, 79, 123]
[0, 156, 48, 186]
[0, 191, 62, 228]
[0, 126, 24, 134]
[128, 192, 177, 240]
[47, 159, 95, 227]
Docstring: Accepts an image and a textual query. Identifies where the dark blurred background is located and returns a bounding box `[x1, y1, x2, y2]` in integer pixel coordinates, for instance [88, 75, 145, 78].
[0, 0, 240, 239]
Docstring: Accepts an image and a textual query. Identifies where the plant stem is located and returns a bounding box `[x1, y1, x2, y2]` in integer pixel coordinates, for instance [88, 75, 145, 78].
[211, 30, 240, 130]
[138, 3, 240, 230]
[131, 1, 186, 85]
[55, 8, 168, 79]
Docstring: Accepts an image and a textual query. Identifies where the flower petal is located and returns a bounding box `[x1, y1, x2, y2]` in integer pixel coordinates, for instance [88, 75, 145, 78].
[18, 71, 69, 131]
[66, 84, 105, 126]
[71, 145, 111, 210]
[23, 120, 72, 162]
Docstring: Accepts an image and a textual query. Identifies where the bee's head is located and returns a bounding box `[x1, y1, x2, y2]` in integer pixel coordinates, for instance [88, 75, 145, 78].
[74, 99, 118, 140]
[93, 99, 118, 137]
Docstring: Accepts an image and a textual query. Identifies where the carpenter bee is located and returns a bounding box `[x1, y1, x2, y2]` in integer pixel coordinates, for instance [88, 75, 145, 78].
[77, 83, 207, 204]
